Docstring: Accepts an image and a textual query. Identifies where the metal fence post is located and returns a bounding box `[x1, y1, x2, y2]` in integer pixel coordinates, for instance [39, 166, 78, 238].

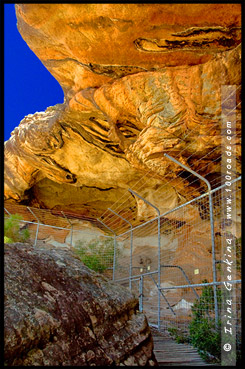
[27, 207, 40, 247]
[128, 188, 162, 331]
[139, 275, 143, 312]
[97, 218, 117, 280]
[108, 208, 133, 290]
[4, 207, 11, 216]
[164, 153, 219, 327]
[61, 211, 73, 246]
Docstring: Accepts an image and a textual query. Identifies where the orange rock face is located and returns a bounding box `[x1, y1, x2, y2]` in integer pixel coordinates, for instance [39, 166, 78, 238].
[15, 4, 241, 93]
[4, 4, 241, 225]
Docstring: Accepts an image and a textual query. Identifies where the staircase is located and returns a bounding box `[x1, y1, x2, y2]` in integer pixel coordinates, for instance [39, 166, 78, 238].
[151, 329, 216, 366]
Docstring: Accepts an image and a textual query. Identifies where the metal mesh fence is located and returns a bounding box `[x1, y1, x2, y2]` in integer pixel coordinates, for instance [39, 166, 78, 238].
[4, 178, 241, 360]
[4, 204, 114, 276]
[112, 177, 241, 342]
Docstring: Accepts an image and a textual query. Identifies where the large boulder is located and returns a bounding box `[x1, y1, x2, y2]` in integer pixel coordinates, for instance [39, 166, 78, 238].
[4, 243, 157, 366]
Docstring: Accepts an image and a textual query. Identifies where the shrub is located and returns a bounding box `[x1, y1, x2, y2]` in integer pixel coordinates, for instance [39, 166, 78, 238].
[169, 279, 241, 364]
[4, 214, 30, 243]
[189, 315, 221, 362]
[74, 237, 116, 273]
[189, 280, 222, 363]
[4, 236, 13, 243]
[168, 327, 189, 344]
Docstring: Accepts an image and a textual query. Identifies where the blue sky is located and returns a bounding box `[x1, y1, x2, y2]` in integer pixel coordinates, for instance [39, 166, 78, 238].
[4, 4, 64, 141]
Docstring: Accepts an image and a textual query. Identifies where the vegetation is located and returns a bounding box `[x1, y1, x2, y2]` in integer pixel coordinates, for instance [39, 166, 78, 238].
[168, 280, 222, 363]
[168, 327, 189, 344]
[189, 280, 222, 363]
[4, 214, 30, 243]
[74, 237, 117, 273]
[4, 236, 12, 243]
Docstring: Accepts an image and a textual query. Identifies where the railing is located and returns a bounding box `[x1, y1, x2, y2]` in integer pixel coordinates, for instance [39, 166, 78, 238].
[4, 178, 242, 335]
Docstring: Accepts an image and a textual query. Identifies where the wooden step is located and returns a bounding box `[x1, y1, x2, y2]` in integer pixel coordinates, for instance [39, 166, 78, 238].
[151, 329, 217, 366]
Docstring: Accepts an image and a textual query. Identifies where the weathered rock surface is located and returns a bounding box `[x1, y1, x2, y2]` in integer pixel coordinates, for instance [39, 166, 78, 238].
[4, 4, 241, 224]
[4, 243, 157, 366]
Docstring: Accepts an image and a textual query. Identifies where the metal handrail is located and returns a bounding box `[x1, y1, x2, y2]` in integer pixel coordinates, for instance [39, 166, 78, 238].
[114, 263, 200, 317]
[161, 265, 199, 299]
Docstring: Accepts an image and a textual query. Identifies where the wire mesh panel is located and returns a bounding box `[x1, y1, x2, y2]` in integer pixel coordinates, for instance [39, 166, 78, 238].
[109, 177, 241, 344]
[72, 230, 115, 276]
[112, 233, 131, 282]
[139, 272, 161, 326]
[130, 220, 160, 325]
[34, 223, 70, 245]
[157, 197, 212, 332]
[132, 220, 159, 276]
[4, 205, 71, 246]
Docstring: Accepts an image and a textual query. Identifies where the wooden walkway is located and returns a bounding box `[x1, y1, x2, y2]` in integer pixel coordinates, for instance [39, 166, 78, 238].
[151, 329, 215, 366]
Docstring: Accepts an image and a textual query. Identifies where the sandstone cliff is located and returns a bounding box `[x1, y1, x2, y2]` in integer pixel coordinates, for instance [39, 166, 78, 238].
[4, 4, 241, 224]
